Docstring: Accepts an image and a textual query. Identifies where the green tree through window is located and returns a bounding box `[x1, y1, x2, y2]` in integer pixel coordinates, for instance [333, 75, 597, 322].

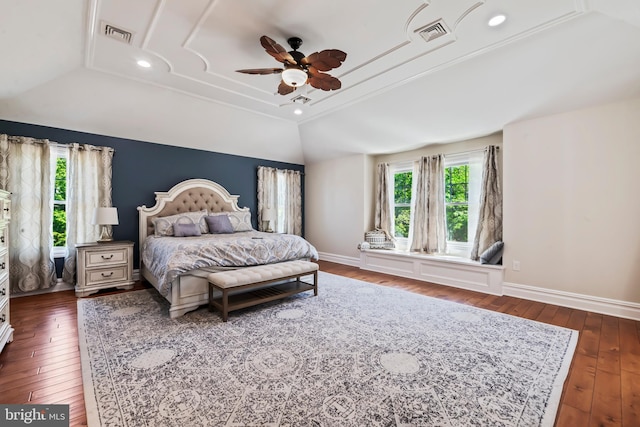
[445, 165, 469, 242]
[53, 157, 67, 247]
[393, 171, 412, 238]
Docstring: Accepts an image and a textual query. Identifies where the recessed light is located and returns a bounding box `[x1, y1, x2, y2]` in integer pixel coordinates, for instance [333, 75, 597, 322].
[137, 60, 151, 68]
[293, 108, 303, 115]
[488, 14, 506, 27]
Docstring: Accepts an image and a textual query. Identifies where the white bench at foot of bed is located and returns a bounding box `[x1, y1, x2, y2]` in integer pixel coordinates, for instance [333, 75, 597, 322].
[208, 260, 319, 322]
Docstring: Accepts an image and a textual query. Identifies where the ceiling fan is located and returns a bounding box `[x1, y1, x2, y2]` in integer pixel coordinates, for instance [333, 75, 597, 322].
[236, 35, 347, 96]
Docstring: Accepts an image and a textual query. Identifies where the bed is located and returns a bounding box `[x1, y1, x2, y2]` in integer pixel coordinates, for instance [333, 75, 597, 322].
[137, 178, 319, 318]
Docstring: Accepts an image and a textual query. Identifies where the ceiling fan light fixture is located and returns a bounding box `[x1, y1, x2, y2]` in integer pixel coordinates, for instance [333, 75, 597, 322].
[282, 68, 308, 87]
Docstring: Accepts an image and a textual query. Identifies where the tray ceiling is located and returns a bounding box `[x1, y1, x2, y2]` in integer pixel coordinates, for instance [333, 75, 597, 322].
[85, 0, 600, 120]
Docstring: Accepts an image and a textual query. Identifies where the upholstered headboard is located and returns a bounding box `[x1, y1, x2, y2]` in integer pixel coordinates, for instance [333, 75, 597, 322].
[137, 178, 249, 244]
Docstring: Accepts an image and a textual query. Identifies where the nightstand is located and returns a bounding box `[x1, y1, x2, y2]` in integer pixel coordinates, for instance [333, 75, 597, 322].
[0, 189, 12, 355]
[75, 240, 134, 297]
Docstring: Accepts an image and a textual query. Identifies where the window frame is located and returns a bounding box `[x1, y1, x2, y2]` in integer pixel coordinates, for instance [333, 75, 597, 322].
[443, 152, 482, 257]
[390, 162, 413, 249]
[52, 146, 68, 258]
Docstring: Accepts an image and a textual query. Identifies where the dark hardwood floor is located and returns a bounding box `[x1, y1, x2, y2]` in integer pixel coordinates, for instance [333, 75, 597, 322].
[0, 260, 638, 426]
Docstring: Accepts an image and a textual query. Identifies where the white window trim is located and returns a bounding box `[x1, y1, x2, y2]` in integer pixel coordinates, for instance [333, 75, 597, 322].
[388, 153, 483, 256]
[52, 146, 68, 258]
[390, 162, 413, 250]
[443, 151, 483, 257]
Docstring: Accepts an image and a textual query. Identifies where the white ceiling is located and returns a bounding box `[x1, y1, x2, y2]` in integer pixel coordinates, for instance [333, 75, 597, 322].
[1, 0, 639, 164]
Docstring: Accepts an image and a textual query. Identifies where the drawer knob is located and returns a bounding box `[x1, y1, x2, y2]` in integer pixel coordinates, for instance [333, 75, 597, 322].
[101, 254, 114, 260]
[0, 236, 4, 243]
[3, 208, 8, 212]
[0, 288, 4, 296]
[0, 262, 5, 270]
[0, 314, 5, 323]
[101, 272, 114, 278]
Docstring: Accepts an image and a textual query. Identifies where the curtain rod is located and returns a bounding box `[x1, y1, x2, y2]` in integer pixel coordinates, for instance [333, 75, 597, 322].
[5, 135, 114, 153]
[443, 145, 500, 157]
[385, 145, 500, 167]
[257, 165, 304, 175]
[50, 142, 115, 153]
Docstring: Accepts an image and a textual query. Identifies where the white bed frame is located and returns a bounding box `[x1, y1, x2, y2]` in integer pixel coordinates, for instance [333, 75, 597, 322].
[137, 179, 250, 318]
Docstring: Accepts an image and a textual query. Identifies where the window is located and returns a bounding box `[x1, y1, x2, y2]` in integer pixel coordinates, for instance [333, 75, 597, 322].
[445, 164, 469, 242]
[52, 148, 68, 257]
[388, 151, 483, 256]
[257, 166, 302, 235]
[443, 152, 483, 256]
[392, 164, 413, 239]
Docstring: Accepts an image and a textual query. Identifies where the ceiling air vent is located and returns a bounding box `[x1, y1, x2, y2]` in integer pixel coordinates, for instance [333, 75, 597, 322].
[291, 95, 311, 104]
[417, 20, 449, 43]
[101, 21, 134, 44]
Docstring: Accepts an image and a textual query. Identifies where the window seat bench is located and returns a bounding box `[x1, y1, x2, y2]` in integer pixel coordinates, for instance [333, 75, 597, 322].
[359, 249, 504, 295]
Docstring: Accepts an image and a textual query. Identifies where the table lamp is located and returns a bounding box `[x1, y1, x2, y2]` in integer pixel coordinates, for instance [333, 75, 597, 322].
[262, 207, 275, 233]
[92, 207, 119, 243]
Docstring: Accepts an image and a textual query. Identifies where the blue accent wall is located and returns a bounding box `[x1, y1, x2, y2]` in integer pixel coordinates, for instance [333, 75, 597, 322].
[0, 120, 305, 273]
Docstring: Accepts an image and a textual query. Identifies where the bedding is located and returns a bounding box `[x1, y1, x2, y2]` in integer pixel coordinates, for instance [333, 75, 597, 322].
[142, 230, 319, 297]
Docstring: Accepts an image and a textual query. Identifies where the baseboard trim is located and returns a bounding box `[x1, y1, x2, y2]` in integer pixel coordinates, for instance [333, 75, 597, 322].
[317, 252, 360, 267]
[316, 253, 640, 321]
[503, 282, 640, 321]
[10, 280, 75, 298]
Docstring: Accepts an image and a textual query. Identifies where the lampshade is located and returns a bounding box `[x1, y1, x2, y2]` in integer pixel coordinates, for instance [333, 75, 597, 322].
[281, 68, 308, 87]
[262, 207, 275, 221]
[92, 207, 119, 225]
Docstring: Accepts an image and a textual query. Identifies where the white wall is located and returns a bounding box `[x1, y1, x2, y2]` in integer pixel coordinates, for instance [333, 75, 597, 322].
[305, 154, 373, 264]
[503, 97, 640, 303]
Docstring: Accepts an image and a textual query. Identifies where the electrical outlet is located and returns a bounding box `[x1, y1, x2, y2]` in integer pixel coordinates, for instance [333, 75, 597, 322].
[512, 260, 521, 271]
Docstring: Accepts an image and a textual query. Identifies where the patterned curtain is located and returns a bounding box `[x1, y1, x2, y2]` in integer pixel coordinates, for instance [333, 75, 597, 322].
[0, 135, 56, 293]
[280, 169, 302, 235]
[257, 166, 277, 232]
[374, 163, 393, 237]
[257, 166, 302, 236]
[63, 144, 114, 284]
[471, 146, 502, 260]
[410, 155, 446, 253]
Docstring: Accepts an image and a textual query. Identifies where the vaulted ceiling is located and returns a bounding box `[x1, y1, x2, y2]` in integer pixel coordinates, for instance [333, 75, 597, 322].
[1, 0, 639, 164]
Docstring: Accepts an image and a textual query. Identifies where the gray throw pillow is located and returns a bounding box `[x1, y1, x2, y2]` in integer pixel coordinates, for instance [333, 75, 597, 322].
[205, 215, 234, 234]
[480, 241, 504, 265]
[173, 223, 202, 237]
[210, 211, 253, 232]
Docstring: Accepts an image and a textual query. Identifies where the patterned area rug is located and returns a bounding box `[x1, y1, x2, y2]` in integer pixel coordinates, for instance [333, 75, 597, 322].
[78, 272, 578, 426]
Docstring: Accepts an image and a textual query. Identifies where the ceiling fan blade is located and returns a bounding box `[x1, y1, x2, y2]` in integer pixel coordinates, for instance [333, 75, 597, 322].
[260, 35, 296, 65]
[301, 49, 347, 72]
[307, 72, 342, 91]
[278, 80, 296, 95]
[236, 68, 283, 75]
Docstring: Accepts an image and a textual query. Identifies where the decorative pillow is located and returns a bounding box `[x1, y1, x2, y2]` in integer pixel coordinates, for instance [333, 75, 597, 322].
[173, 223, 201, 237]
[210, 210, 253, 232]
[480, 241, 504, 265]
[205, 215, 234, 234]
[152, 210, 208, 236]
